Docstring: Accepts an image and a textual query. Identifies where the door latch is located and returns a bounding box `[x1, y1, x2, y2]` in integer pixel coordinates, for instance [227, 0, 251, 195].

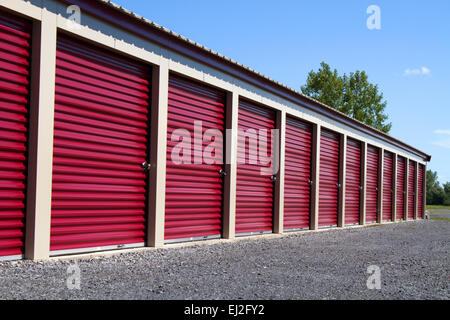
[307, 180, 314, 186]
[219, 169, 227, 178]
[270, 175, 277, 183]
[141, 161, 151, 172]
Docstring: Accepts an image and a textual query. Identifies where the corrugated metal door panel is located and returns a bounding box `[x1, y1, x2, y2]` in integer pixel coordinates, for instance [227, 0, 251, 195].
[283, 118, 312, 230]
[51, 35, 151, 253]
[0, 13, 31, 259]
[345, 138, 361, 225]
[165, 75, 225, 241]
[366, 145, 379, 223]
[236, 100, 275, 235]
[382, 151, 394, 221]
[396, 156, 406, 220]
[319, 129, 340, 227]
[417, 164, 424, 219]
[408, 160, 416, 219]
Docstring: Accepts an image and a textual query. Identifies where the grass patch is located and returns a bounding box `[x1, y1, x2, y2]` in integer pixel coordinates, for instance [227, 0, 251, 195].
[428, 210, 450, 215]
[427, 205, 450, 210]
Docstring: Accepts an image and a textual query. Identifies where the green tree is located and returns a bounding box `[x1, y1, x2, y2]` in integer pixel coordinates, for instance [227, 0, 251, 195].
[300, 62, 345, 111]
[301, 62, 392, 133]
[443, 182, 450, 206]
[443, 182, 450, 195]
[426, 170, 445, 205]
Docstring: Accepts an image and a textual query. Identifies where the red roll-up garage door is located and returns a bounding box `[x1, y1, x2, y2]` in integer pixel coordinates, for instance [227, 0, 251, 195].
[319, 129, 340, 228]
[366, 146, 379, 223]
[345, 138, 361, 225]
[382, 151, 394, 221]
[51, 35, 151, 254]
[283, 117, 312, 231]
[396, 156, 406, 220]
[418, 164, 425, 219]
[236, 100, 276, 235]
[408, 160, 416, 220]
[165, 75, 225, 242]
[0, 13, 31, 260]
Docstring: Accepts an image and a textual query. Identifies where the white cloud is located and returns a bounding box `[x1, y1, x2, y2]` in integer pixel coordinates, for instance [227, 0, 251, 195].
[432, 130, 450, 149]
[421, 67, 431, 75]
[432, 140, 450, 149]
[403, 66, 431, 76]
[434, 129, 450, 135]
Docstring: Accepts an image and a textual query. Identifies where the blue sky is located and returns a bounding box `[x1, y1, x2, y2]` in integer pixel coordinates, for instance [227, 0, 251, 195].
[113, 0, 450, 184]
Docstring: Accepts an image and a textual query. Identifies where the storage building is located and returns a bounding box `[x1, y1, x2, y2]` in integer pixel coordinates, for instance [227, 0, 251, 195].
[0, 0, 431, 260]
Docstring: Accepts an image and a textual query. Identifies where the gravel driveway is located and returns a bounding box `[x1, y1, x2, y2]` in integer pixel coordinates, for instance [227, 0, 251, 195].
[0, 220, 448, 300]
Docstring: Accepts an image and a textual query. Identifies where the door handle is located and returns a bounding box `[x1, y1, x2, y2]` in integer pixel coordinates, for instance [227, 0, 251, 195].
[219, 169, 227, 178]
[270, 175, 277, 183]
[141, 161, 151, 172]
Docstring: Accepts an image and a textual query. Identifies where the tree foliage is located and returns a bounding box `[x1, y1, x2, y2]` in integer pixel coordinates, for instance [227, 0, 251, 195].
[301, 62, 392, 133]
[443, 182, 450, 206]
[426, 170, 450, 205]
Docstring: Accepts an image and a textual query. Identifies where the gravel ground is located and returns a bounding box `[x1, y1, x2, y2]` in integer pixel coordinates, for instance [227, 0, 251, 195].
[0, 220, 448, 300]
